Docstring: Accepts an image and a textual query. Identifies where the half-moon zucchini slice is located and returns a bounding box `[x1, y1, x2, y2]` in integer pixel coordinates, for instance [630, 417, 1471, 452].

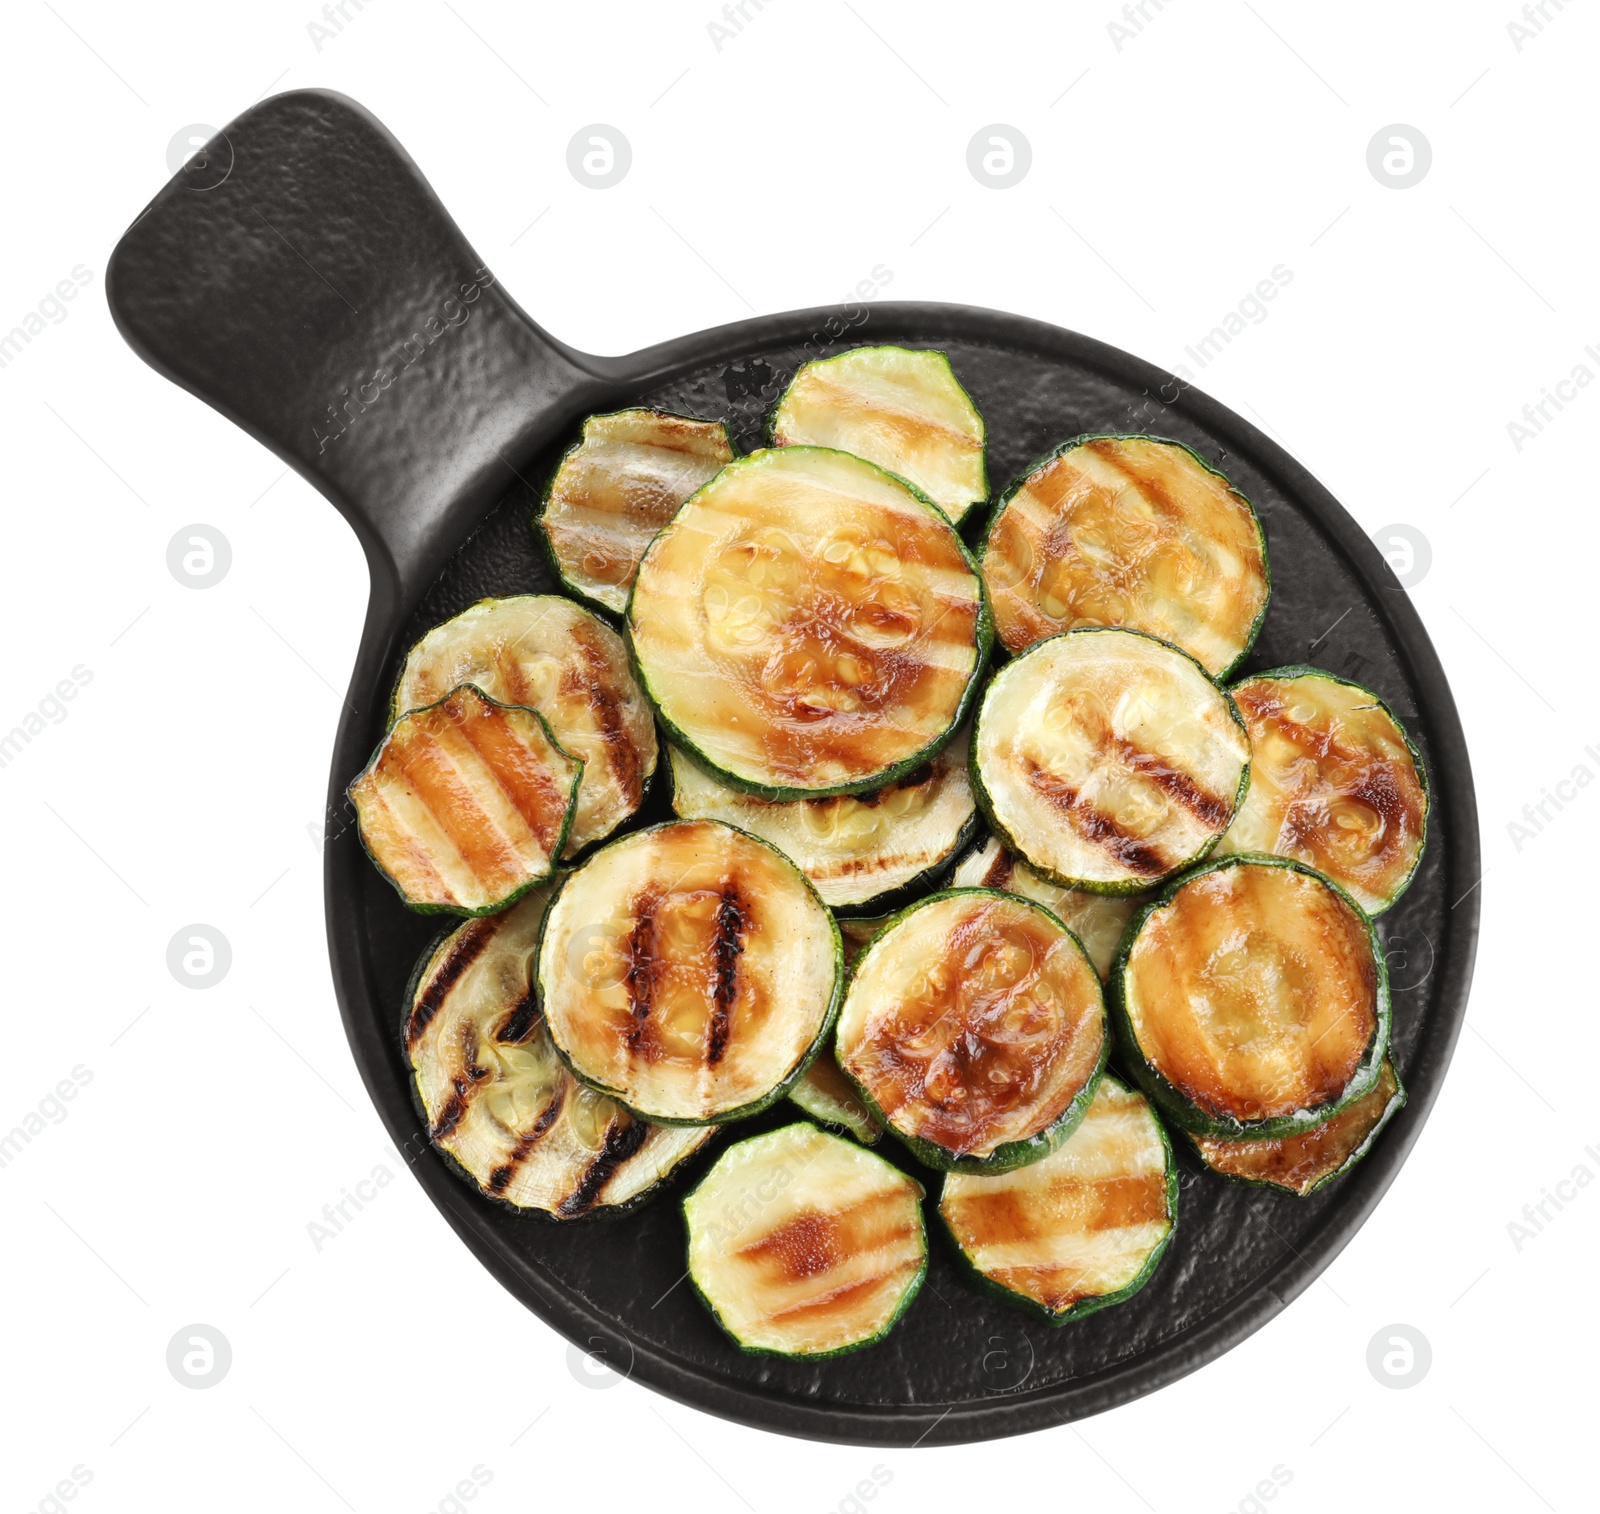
[769, 345, 987, 524]
[537, 820, 842, 1124]
[1112, 855, 1390, 1140]
[538, 409, 734, 616]
[1191, 1056, 1405, 1197]
[972, 627, 1250, 894]
[836, 889, 1108, 1173]
[350, 685, 582, 916]
[667, 734, 978, 915]
[403, 890, 712, 1216]
[683, 1122, 926, 1356]
[950, 835, 1141, 980]
[937, 1076, 1176, 1324]
[392, 595, 658, 857]
[1219, 667, 1429, 914]
[980, 434, 1269, 677]
[627, 446, 991, 800]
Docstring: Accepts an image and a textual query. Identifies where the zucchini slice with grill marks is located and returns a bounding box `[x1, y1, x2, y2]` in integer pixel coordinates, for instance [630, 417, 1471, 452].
[350, 685, 582, 916]
[1219, 667, 1428, 914]
[981, 434, 1269, 677]
[1112, 855, 1390, 1140]
[403, 889, 712, 1216]
[537, 819, 841, 1124]
[950, 835, 1141, 980]
[627, 446, 991, 800]
[392, 595, 657, 857]
[769, 346, 987, 525]
[972, 627, 1250, 895]
[667, 734, 978, 915]
[1191, 1056, 1405, 1197]
[938, 1076, 1176, 1324]
[836, 889, 1108, 1173]
[538, 409, 734, 616]
[683, 1122, 926, 1356]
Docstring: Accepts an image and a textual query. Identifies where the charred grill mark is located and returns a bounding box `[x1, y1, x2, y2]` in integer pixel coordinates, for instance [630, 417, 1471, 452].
[487, 1084, 567, 1195]
[980, 848, 1017, 889]
[565, 623, 645, 806]
[432, 1053, 491, 1141]
[707, 886, 748, 1067]
[497, 991, 541, 1045]
[556, 1115, 651, 1217]
[1024, 760, 1167, 876]
[1117, 742, 1232, 829]
[624, 888, 662, 1040]
[405, 921, 496, 1048]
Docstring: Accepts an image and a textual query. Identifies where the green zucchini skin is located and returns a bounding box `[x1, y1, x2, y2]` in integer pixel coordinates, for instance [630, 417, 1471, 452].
[533, 819, 844, 1127]
[969, 626, 1252, 896]
[1189, 1058, 1407, 1198]
[349, 685, 582, 919]
[935, 1078, 1179, 1326]
[624, 446, 995, 802]
[682, 1121, 927, 1358]
[1108, 853, 1392, 1141]
[1223, 663, 1431, 915]
[979, 432, 1270, 679]
[836, 888, 1110, 1175]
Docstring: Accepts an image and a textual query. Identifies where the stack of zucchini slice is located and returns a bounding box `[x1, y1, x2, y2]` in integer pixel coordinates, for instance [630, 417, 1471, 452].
[347, 342, 1429, 1360]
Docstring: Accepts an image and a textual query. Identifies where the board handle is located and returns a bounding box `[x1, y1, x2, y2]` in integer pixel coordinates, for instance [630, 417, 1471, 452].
[107, 89, 611, 606]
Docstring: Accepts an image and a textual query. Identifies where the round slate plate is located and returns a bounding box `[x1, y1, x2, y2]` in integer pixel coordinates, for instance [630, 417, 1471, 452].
[106, 90, 1478, 1446]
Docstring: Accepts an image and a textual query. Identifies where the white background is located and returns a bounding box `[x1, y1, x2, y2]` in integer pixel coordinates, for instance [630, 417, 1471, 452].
[1, 2, 1593, 1510]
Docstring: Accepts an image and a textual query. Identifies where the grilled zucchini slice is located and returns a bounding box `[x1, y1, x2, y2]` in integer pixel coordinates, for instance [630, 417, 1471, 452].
[1191, 1056, 1405, 1197]
[836, 889, 1108, 1173]
[537, 820, 841, 1124]
[350, 685, 582, 916]
[950, 835, 1141, 980]
[627, 446, 991, 800]
[938, 1076, 1176, 1324]
[392, 595, 657, 858]
[972, 627, 1249, 894]
[769, 345, 987, 524]
[683, 1122, 926, 1356]
[667, 735, 977, 915]
[1112, 855, 1390, 1140]
[403, 890, 711, 1216]
[1219, 667, 1429, 914]
[538, 409, 733, 616]
[981, 434, 1268, 676]
[788, 1048, 882, 1144]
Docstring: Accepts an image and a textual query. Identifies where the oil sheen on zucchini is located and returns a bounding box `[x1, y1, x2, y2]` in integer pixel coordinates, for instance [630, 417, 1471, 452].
[1191, 1056, 1405, 1197]
[536, 820, 841, 1124]
[404, 889, 711, 1216]
[667, 734, 977, 915]
[1219, 667, 1428, 914]
[950, 835, 1141, 979]
[350, 685, 582, 916]
[392, 595, 658, 856]
[538, 409, 733, 615]
[938, 1076, 1176, 1324]
[683, 1122, 926, 1356]
[1113, 855, 1390, 1140]
[981, 434, 1269, 677]
[769, 345, 987, 524]
[836, 889, 1108, 1173]
[627, 446, 991, 800]
[972, 627, 1250, 894]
